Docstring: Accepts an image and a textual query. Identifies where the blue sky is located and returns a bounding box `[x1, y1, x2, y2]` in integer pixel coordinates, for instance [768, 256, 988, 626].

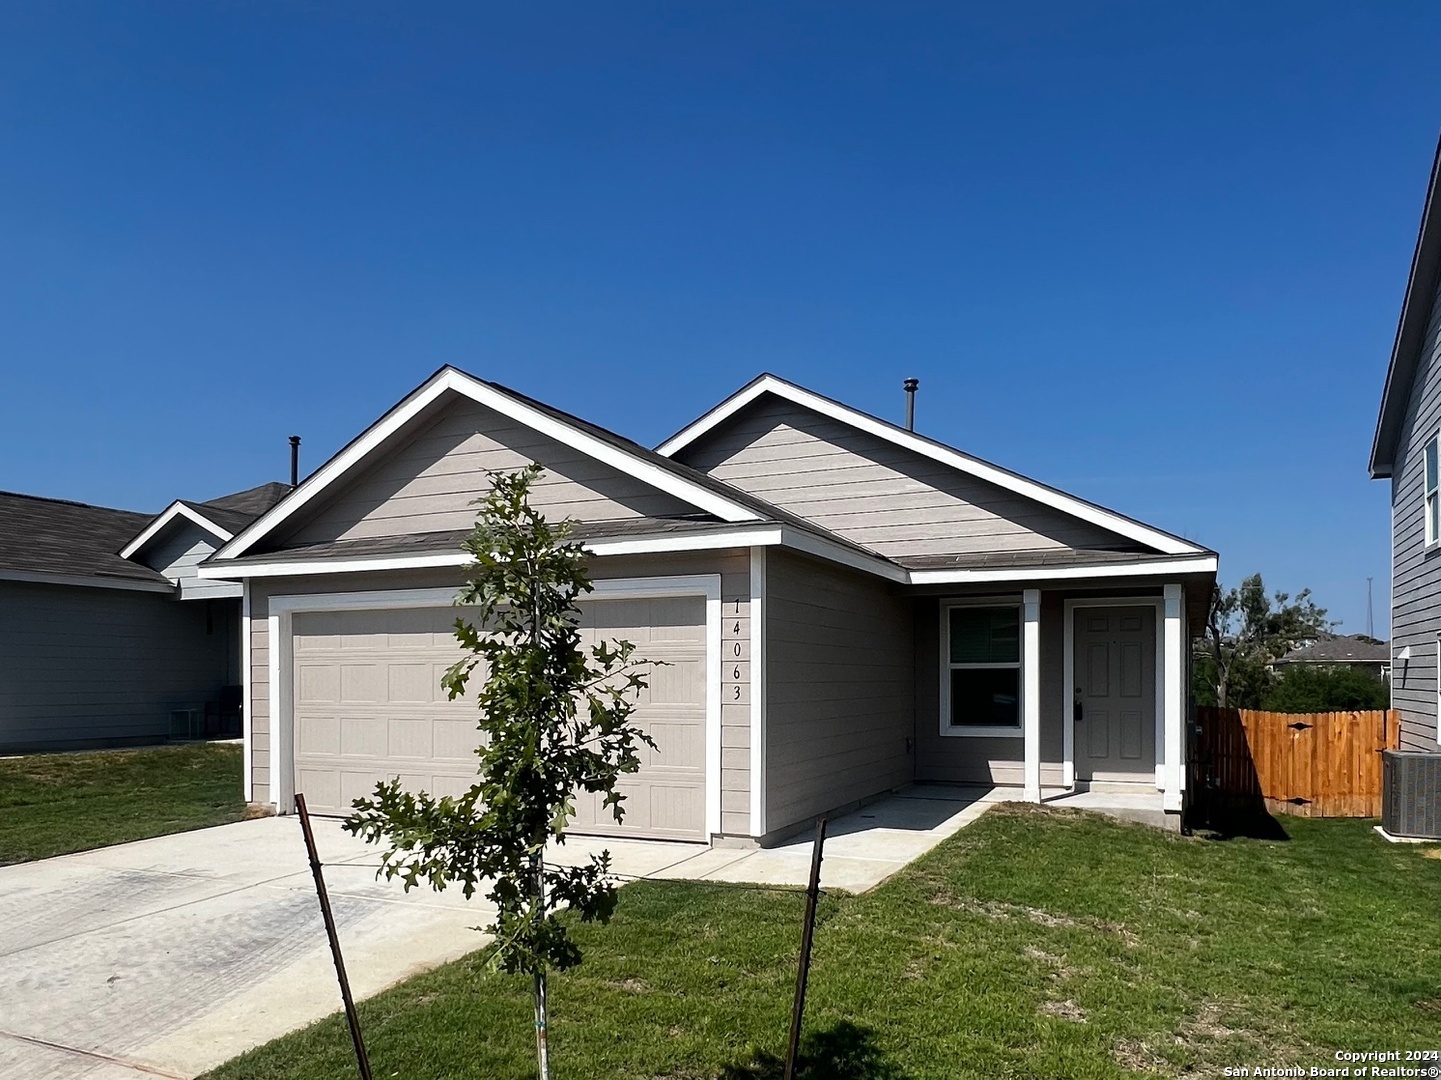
[1, 3, 1435, 634]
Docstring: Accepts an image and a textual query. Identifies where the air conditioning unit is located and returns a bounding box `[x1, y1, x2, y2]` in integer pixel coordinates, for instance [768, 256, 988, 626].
[1382, 751, 1441, 839]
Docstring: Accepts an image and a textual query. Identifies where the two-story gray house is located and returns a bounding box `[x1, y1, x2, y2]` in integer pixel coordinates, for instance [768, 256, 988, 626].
[1372, 138, 1441, 752]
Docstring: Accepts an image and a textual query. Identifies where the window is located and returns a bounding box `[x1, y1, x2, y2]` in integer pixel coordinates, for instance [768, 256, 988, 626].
[1428, 436, 1440, 546]
[945, 605, 1021, 734]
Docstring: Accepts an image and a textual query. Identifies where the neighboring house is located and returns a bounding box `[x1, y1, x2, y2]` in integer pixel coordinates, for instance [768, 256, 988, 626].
[1372, 136, 1441, 752]
[198, 368, 1217, 843]
[1273, 635, 1391, 682]
[0, 482, 289, 752]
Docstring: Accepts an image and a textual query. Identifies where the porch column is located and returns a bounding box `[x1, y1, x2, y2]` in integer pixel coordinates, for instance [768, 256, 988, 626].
[1023, 588, 1042, 803]
[1162, 583, 1185, 812]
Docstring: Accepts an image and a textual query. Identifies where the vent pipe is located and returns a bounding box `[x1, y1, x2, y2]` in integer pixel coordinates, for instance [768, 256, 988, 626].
[289, 435, 301, 488]
[903, 378, 919, 431]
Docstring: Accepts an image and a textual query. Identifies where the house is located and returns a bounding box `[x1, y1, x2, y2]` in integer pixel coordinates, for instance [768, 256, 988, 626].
[1273, 634, 1391, 682]
[0, 482, 289, 752]
[1371, 136, 1441, 752]
[198, 368, 1217, 843]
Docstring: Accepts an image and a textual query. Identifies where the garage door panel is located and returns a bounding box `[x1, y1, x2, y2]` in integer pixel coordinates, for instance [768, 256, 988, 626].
[294, 599, 707, 838]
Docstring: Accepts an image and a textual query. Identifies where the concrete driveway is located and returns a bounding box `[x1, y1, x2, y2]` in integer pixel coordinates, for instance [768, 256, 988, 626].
[0, 788, 989, 1079]
[0, 817, 503, 1080]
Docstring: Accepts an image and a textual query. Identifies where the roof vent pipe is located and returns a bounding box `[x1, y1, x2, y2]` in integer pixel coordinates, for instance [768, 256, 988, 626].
[903, 378, 919, 432]
[289, 435, 301, 488]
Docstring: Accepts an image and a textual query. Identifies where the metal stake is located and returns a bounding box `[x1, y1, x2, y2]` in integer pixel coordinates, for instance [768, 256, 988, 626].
[295, 793, 374, 1080]
[783, 816, 827, 1080]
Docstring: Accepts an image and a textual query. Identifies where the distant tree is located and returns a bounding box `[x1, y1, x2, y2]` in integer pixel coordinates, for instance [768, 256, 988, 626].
[1194, 574, 1333, 709]
[1263, 666, 1390, 713]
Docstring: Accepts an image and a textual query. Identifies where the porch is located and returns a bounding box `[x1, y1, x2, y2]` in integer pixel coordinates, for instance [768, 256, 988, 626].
[910, 581, 1203, 816]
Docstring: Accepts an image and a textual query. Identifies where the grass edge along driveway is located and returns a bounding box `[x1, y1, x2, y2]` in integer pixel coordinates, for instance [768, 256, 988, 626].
[201, 805, 1441, 1080]
[0, 742, 247, 865]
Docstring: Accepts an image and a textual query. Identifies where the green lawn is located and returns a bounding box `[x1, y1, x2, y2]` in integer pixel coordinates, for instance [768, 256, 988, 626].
[0, 742, 248, 865]
[202, 805, 1441, 1080]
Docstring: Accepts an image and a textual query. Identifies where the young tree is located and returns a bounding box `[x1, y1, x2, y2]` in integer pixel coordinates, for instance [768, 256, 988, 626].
[1194, 573, 1333, 708]
[344, 465, 655, 1080]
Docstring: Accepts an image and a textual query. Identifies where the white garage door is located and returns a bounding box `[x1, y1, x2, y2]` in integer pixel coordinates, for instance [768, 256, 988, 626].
[291, 596, 708, 841]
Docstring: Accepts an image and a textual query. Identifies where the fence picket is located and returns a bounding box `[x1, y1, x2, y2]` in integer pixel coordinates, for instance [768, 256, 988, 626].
[1191, 707, 1396, 819]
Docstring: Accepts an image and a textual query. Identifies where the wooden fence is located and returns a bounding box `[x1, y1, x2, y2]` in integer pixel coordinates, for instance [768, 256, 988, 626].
[1190, 707, 1400, 819]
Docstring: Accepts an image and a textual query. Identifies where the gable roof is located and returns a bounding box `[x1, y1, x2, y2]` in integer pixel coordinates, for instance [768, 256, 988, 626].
[657, 373, 1208, 557]
[119, 482, 291, 561]
[211, 367, 784, 563]
[0, 491, 173, 592]
[1277, 634, 1390, 666]
[1372, 133, 1441, 479]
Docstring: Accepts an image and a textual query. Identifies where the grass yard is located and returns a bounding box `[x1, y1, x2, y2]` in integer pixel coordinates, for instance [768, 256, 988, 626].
[0, 742, 247, 865]
[202, 805, 1441, 1080]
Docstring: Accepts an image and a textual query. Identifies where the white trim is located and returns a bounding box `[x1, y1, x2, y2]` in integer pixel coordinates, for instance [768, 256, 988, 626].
[1022, 589, 1041, 803]
[1162, 584, 1184, 812]
[1061, 596, 1168, 794]
[0, 569, 176, 594]
[909, 556, 1217, 585]
[264, 575, 725, 839]
[196, 524, 908, 585]
[657, 375, 1204, 556]
[119, 501, 234, 560]
[241, 581, 252, 803]
[749, 546, 767, 838]
[216, 368, 762, 563]
[938, 597, 1025, 739]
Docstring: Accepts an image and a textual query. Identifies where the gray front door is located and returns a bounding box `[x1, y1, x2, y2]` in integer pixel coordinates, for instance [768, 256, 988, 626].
[1074, 606, 1156, 783]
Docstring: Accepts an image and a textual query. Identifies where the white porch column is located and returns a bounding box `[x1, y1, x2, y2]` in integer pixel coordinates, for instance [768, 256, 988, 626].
[1023, 588, 1042, 803]
[1162, 583, 1185, 812]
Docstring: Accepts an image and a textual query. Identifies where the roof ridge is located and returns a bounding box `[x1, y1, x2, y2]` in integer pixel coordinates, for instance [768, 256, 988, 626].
[0, 489, 151, 516]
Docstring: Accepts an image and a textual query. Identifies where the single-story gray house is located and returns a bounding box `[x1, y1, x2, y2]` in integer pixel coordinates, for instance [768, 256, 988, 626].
[1273, 634, 1391, 682]
[199, 368, 1217, 843]
[0, 482, 288, 752]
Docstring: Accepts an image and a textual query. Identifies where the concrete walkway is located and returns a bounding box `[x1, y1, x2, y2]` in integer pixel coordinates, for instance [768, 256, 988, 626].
[0, 789, 991, 1079]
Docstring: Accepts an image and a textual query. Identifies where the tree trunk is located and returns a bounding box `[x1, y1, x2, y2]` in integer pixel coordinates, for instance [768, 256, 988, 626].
[531, 851, 550, 1080]
[533, 967, 550, 1080]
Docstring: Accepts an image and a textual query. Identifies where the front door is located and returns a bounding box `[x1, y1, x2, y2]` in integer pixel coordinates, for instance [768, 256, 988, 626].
[1074, 606, 1156, 783]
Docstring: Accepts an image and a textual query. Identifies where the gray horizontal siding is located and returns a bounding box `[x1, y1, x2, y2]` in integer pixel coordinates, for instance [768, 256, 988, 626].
[1391, 275, 1441, 749]
[0, 581, 236, 752]
[763, 549, 914, 836]
[284, 397, 696, 546]
[139, 523, 240, 600]
[676, 397, 1128, 559]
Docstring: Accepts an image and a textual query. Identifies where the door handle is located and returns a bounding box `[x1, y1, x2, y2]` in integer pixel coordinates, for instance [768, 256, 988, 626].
[1073, 688, 1083, 722]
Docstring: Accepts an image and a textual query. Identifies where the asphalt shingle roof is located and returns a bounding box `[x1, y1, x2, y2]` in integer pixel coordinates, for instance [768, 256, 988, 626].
[1278, 635, 1390, 665]
[0, 491, 169, 585]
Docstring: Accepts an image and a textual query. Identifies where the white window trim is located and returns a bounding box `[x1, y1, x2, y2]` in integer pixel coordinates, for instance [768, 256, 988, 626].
[939, 598, 1026, 739]
[264, 575, 724, 840]
[1426, 432, 1440, 548]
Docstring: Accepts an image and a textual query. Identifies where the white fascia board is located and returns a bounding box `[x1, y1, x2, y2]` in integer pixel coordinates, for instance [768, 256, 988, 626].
[778, 527, 909, 583]
[120, 501, 234, 560]
[658, 375, 1203, 557]
[215, 368, 762, 562]
[198, 527, 791, 580]
[0, 569, 177, 594]
[907, 555, 1218, 586]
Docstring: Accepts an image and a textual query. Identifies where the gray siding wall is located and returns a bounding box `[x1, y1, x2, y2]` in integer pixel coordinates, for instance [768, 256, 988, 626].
[246, 551, 753, 833]
[284, 397, 697, 547]
[1392, 278, 1441, 749]
[140, 523, 240, 600]
[676, 397, 1127, 559]
[0, 581, 235, 752]
[763, 549, 914, 837]
[912, 592, 1066, 787]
